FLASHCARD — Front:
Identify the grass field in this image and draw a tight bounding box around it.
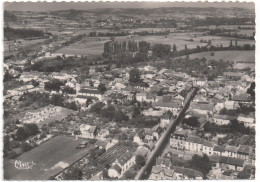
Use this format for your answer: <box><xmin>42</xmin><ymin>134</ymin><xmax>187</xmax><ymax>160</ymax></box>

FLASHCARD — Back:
<box><xmin>184</xmin><ymin>50</ymin><xmax>255</xmax><ymax>63</ymax></box>
<box><xmin>4</xmin><ymin>136</ymin><xmax>92</xmax><ymax>180</ymax></box>
<box><xmin>54</xmin><ymin>32</ymin><xmax>255</xmax><ymax>56</ymax></box>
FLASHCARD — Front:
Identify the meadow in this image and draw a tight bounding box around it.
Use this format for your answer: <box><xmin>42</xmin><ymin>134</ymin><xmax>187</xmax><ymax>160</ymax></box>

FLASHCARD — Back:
<box><xmin>54</xmin><ymin>32</ymin><xmax>255</xmax><ymax>56</ymax></box>
<box><xmin>185</xmin><ymin>50</ymin><xmax>255</xmax><ymax>63</ymax></box>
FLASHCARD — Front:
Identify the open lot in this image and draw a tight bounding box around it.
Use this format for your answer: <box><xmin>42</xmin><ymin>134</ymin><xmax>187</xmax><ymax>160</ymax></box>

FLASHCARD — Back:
<box><xmin>18</xmin><ymin>105</ymin><xmax>75</xmax><ymax>128</ymax></box>
<box><xmin>185</xmin><ymin>50</ymin><xmax>255</xmax><ymax>63</ymax></box>
<box><xmin>4</xmin><ymin>136</ymin><xmax>92</xmax><ymax>180</ymax></box>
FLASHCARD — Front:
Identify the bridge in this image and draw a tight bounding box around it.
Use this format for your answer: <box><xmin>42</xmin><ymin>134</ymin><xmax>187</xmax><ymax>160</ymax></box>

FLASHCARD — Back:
<box><xmin>135</xmin><ymin>87</ymin><xmax>198</xmax><ymax>180</ymax></box>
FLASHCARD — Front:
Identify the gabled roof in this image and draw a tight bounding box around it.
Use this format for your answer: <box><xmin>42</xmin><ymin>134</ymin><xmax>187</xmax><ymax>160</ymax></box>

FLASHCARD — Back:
<box><xmin>164</xmin><ymin>168</ymin><xmax>175</xmax><ymax>177</ymax></box>
<box><xmin>153</xmin><ymin>102</ymin><xmax>180</xmax><ymax>108</ymax></box>
<box><xmin>151</xmin><ymin>166</ymin><xmax>163</xmax><ymax>174</ymax></box>
<box><xmin>237</xmin><ymin>145</ymin><xmax>253</xmax><ymax>155</ymax></box>
<box><xmin>156</xmin><ymin>157</ymin><xmax>171</xmax><ymax>167</ymax></box>
<box><xmin>78</xmin><ymin>89</ymin><xmax>103</xmax><ymax>94</ymax></box>
<box><xmin>203</xmin><ymin>140</ymin><xmax>215</xmax><ymax>148</ymax></box>
<box><xmin>111</xmin><ymin>164</ymin><xmax>122</xmax><ymax>174</ymax></box>
<box><xmin>171</xmin><ymin>166</ymin><xmax>203</xmax><ymax>178</ymax></box>
<box><xmin>117</xmin><ymin>152</ymin><xmax>133</xmax><ymax>166</ymax></box>
<box><xmin>225</xmin><ymin>145</ymin><xmax>238</xmax><ymax>153</ymax></box>
<box><xmin>186</xmin><ymin>136</ymin><xmax>205</xmax><ymax>144</ymax></box>
<box><xmin>213</xmin><ymin>114</ymin><xmax>236</xmax><ymax>120</ymax></box>
<box><xmin>227</xmin><ymin>157</ymin><xmax>244</xmax><ymax>167</ymax></box>
<box><xmin>233</xmin><ymin>94</ymin><xmax>252</xmax><ymax>102</ymax></box>
<box><xmin>213</xmin><ymin>145</ymin><xmax>225</xmax><ymax>152</ymax></box>
<box><xmin>135</xmin><ymin>129</ymin><xmax>145</xmax><ymax>139</ymax></box>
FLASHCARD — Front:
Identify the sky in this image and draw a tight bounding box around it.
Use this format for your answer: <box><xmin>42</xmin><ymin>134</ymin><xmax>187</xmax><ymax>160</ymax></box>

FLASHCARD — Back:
<box><xmin>4</xmin><ymin>2</ymin><xmax>255</xmax><ymax>12</ymax></box>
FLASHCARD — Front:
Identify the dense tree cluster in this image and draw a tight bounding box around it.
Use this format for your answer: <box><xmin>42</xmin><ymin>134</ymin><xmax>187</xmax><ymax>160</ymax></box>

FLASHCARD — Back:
<box><xmin>4</xmin><ymin>27</ymin><xmax>45</xmax><ymax>40</ymax></box>
<box><xmin>44</xmin><ymin>79</ymin><xmax>64</xmax><ymax>92</ymax></box>
<box><xmin>16</xmin><ymin>124</ymin><xmax>39</xmax><ymax>141</ymax></box>
<box><xmin>203</xmin><ymin>120</ymin><xmax>254</xmax><ymax>135</ymax></box>
<box><xmin>89</xmin><ymin>103</ymin><xmax>129</xmax><ymax>122</ymax></box>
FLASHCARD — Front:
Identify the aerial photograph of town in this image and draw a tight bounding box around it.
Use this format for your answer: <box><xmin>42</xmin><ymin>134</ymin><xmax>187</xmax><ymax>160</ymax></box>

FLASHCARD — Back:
<box><xmin>3</xmin><ymin>1</ymin><xmax>255</xmax><ymax>180</ymax></box>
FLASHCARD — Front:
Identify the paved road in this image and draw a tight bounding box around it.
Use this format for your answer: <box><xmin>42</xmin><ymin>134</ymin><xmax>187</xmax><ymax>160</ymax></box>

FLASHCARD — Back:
<box><xmin>135</xmin><ymin>87</ymin><xmax>198</xmax><ymax>180</ymax></box>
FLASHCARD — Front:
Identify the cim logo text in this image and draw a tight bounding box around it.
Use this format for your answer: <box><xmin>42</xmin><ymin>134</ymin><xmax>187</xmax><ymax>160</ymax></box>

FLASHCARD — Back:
<box><xmin>10</xmin><ymin>160</ymin><xmax>36</xmax><ymax>170</ymax></box>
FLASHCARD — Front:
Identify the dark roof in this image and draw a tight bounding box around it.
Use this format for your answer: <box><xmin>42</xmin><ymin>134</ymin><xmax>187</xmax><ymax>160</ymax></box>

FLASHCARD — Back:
<box><xmin>156</xmin><ymin>157</ymin><xmax>171</xmax><ymax>167</ymax></box>
<box><xmin>95</xmin><ymin>140</ymin><xmax>108</xmax><ymax>148</ymax></box>
<box><xmin>213</xmin><ymin>114</ymin><xmax>236</xmax><ymax>120</ymax></box>
<box><xmin>227</xmin><ymin>157</ymin><xmax>244</xmax><ymax>167</ymax></box>
<box><xmin>76</xmin><ymin>95</ymin><xmax>98</xmax><ymax>100</ymax></box>
<box><xmin>190</xmin><ymin>102</ymin><xmax>214</xmax><ymax>111</ymax></box>
<box><xmin>171</xmin><ymin>166</ymin><xmax>203</xmax><ymax>178</ymax></box>
<box><xmin>225</xmin><ymin>145</ymin><xmax>238</xmax><ymax>153</ymax></box>
<box><xmin>111</xmin><ymin>164</ymin><xmax>122</xmax><ymax>174</ymax></box>
<box><xmin>153</xmin><ymin>102</ymin><xmax>180</xmax><ymax>108</ymax></box>
<box><xmin>117</xmin><ymin>152</ymin><xmax>133</xmax><ymax>166</ymax></box>
<box><xmin>237</xmin><ymin>145</ymin><xmax>253</xmax><ymax>155</ymax></box>
<box><xmin>186</xmin><ymin>136</ymin><xmax>205</xmax><ymax>144</ymax></box>
<box><xmin>233</xmin><ymin>94</ymin><xmax>252</xmax><ymax>102</ymax></box>
<box><xmin>203</xmin><ymin>140</ymin><xmax>215</xmax><ymax>148</ymax></box>
<box><xmin>78</xmin><ymin>89</ymin><xmax>103</xmax><ymax>94</ymax></box>
<box><xmin>151</xmin><ymin>166</ymin><xmax>163</xmax><ymax>174</ymax></box>
<box><xmin>223</xmin><ymin>72</ymin><xmax>243</xmax><ymax>77</ymax></box>
<box><xmin>213</xmin><ymin>145</ymin><xmax>225</xmax><ymax>152</ymax></box>
<box><xmin>136</xmin><ymin>129</ymin><xmax>145</xmax><ymax>139</ymax></box>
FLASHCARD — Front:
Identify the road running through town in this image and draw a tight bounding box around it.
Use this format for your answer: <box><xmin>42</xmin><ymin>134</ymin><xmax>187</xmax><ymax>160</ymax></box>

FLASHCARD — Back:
<box><xmin>135</xmin><ymin>87</ymin><xmax>198</xmax><ymax>180</ymax></box>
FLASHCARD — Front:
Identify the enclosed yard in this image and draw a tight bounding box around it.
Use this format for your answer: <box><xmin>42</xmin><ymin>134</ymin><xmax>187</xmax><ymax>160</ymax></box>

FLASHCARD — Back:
<box><xmin>4</xmin><ymin>136</ymin><xmax>92</xmax><ymax>180</ymax></box>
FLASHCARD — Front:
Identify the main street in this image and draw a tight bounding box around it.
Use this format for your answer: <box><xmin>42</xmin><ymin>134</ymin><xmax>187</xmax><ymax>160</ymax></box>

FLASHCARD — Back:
<box><xmin>135</xmin><ymin>87</ymin><xmax>198</xmax><ymax>180</ymax></box>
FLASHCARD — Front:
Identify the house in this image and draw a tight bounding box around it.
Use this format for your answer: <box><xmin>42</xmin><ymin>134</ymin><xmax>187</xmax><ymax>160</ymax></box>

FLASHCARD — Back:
<box><xmin>75</xmin><ymin>95</ymin><xmax>98</xmax><ymax>106</ymax></box>
<box><xmin>143</xmin><ymin>108</ymin><xmax>164</xmax><ymax>117</ymax></box>
<box><xmin>203</xmin><ymin>140</ymin><xmax>215</xmax><ymax>156</ymax></box>
<box><xmin>96</xmin><ymin>129</ymin><xmax>110</xmax><ymax>139</ymax></box>
<box><xmin>134</xmin><ymin>146</ymin><xmax>150</xmax><ymax>158</ymax></box>
<box><xmin>160</xmin><ymin>112</ymin><xmax>172</xmax><ymax>127</ymax></box>
<box><xmin>194</xmin><ymin>78</ymin><xmax>207</xmax><ymax>87</ymax></box>
<box><xmin>95</xmin><ymin>140</ymin><xmax>109</xmax><ymax>151</ymax></box>
<box><xmin>212</xmin><ymin>114</ymin><xmax>235</xmax><ymax>125</ymax></box>
<box><xmin>189</xmin><ymin>101</ymin><xmax>214</xmax><ymax>115</ymax></box>
<box><xmin>237</xmin><ymin>145</ymin><xmax>253</xmax><ymax>160</ymax></box>
<box><xmin>136</xmin><ymin>92</ymin><xmax>147</xmax><ymax>102</ymax></box>
<box><xmin>77</xmin><ymin>88</ymin><xmax>104</xmax><ymax>101</ymax></box>
<box><xmin>223</xmin><ymin>72</ymin><xmax>243</xmax><ymax>80</ymax></box>
<box><xmin>80</xmin><ymin>124</ymin><xmax>97</xmax><ymax>138</ymax></box>
<box><xmin>108</xmin><ymin>152</ymin><xmax>135</xmax><ymax>178</ymax></box>
<box><xmin>156</xmin><ymin>157</ymin><xmax>171</xmax><ymax>169</ymax></box>
<box><xmin>213</xmin><ymin>145</ymin><xmax>225</xmax><ymax>156</ymax></box>
<box><xmin>170</xmin><ymin>130</ymin><xmax>187</xmax><ymax>150</ymax></box>
<box><xmin>237</xmin><ymin>115</ymin><xmax>255</xmax><ymax>128</ymax></box>
<box><xmin>149</xmin><ymin>166</ymin><xmax>175</xmax><ymax>180</ymax></box>
<box><xmin>185</xmin><ymin>136</ymin><xmax>205</xmax><ymax>153</ymax></box>
<box><xmin>209</xmin><ymin>155</ymin><xmax>245</xmax><ymax>171</ymax></box>
<box><xmin>153</xmin><ymin>102</ymin><xmax>181</xmax><ymax>113</ymax></box>
<box><xmin>108</xmin><ymin>164</ymin><xmax>122</xmax><ymax>178</ymax></box>
<box><xmin>232</xmin><ymin>93</ymin><xmax>252</xmax><ymax>103</ymax></box>
<box><xmin>224</xmin><ymin>101</ymin><xmax>235</xmax><ymax>110</ymax></box>
<box><xmin>223</xmin><ymin>157</ymin><xmax>245</xmax><ymax>171</ymax></box>
<box><xmin>223</xmin><ymin>145</ymin><xmax>238</xmax><ymax>158</ymax></box>
<box><xmin>171</xmin><ymin>166</ymin><xmax>203</xmax><ymax>180</ymax></box>
<box><xmin>133</xmin><ymin>129</ymin><xmax>145</xmax><ymax>145</ymax></box>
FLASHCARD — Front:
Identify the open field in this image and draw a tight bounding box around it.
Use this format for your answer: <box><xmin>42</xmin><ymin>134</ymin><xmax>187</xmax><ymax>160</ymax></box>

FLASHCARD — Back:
<box><xmin>4</xmin><ymin>136</ymin><xmax>92</xmax><ymax>180</ymax></box>
<box><xmin>55</xmin><ymin>37</ymin><xmax>109</xmax><ymax>56</ymax></box>
<box><xmin>184</xmin><ymin>50</ymin><xmax>255</xmax><ymax>63</ymax></box>
<box><xmin>55</xmin><ymin>32</ymin><xmax>255</xmax><ymax>56</ymax></box>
